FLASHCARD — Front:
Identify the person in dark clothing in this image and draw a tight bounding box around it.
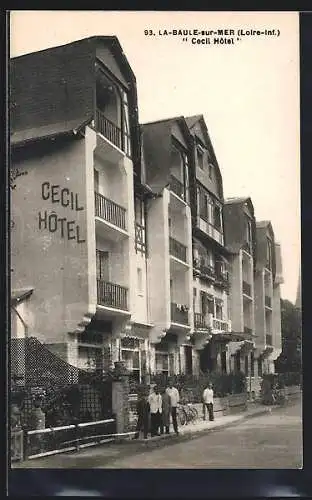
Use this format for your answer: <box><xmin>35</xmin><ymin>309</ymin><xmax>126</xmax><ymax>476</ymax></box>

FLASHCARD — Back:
<box><xmin>134</xmin><ymin>392</ymin><xmax>150</xmax><ymax>440</ymax></box>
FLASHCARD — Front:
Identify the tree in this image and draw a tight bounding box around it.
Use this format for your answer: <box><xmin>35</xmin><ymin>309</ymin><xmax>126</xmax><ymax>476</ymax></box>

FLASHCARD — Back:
<box><xmin>275</xmin><ymin>299</ymin><xmax>302</xmax><ymax>373</ymax></box>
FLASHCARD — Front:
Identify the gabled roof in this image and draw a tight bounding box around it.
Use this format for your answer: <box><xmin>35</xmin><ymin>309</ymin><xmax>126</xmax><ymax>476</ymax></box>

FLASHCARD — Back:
<box><xmin>11</xmin><ymin>288</ymin><xmax>34</xmax><ymax>305</ymax></box>
<box><xmin>184</xmin><ymin>114</ymin><xmax>203</xmax><ymax>129</ymax></box>
<box><xmin>224</xmin><ymin>196</ymin><xmax>250</xmax><ymax>205</ymax></box>
<box><xmin>142</xmin><ymin>115</ymin><xmax>192</xmax><ymax>146</ymax></box>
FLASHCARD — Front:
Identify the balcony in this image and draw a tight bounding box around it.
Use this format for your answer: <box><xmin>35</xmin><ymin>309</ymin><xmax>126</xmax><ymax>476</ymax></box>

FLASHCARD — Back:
<box><xmin>215</xmin><ymin>270</ymin><xmax>230</xmax><ymax>289</ymax></box>
<box><xmin>265</xmin><ymin>295</ymin><xmax>272</xmax><ymax>308</ymax></box>
<box><xmin>211</xmin><ymin>317</ymin><xmax>231</xmax><ymax>333</ymax></box>
<box><xmin>171</xmin><ymin>303</ymin><xmax>189</xmax><ymax>325</ymax></box>
<box><xmin>194</xmin><ymin>313</ymin><xmax>208</xmax><ymax>330</ymax></box>
<box><xmin>193</xmin><ymin>259</ymin><xmax>215</xmax><ymax>282</ymax></box>
<box><xmin>97</xmin><ymin>279</ymin><xmax>128</xmax><ymax>311</ymax></box>
<box><xmin>170</xmin><ymin>175</ymin><xmax>185</xmax><ymax>200</ymax></box>
<box><xmin>96</xmin><ymin>109</ymin><xmax>122</xmax><ymax>151</ymax></box>
<box><xmin>95</xmin><ymin>192</ymin><xmax>127</xmax><ymax>231</ymax></box>
<box><xmin>196</xmin><ymin>217</ymin><xmax>224</xmax><ymax>246</ymax></box>
<box><xmin>266</xmin><ymin>334</ymin><xmax>273</xmax><ymax>346</ymax></box>
<box><xmin>169</xmin><ymin>237</ymin><xmax>187</xmax><ymax>263</ymax></box>
<box><xmin>242</xmin><ymin>280</ymin><xmax>252</xmax><ymax>297</ymax></box>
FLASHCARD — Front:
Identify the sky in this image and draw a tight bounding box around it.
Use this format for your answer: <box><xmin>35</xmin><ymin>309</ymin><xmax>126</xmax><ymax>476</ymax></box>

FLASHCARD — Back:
<box><xmin>10</xmin><ymin>11</ymin><xmax>301</xmax><ymax>303</ymax></box>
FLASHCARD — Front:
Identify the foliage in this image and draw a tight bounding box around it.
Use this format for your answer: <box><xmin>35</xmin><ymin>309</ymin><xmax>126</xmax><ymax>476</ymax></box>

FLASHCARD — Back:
<box><xmin>275</xmin><ymin>299</ymin><xmax>302</xmax><ymax>373</ymax></box>
<box><xmin>10</xmin><ymin>167</ymin><xmax>28</xmax><ymax>190</ymax></box>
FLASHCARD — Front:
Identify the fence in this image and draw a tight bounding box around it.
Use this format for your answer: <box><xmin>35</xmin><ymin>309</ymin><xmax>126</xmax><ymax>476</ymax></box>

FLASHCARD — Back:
<box><xmin>24</xmin><ymin>418</ymin><xmax>116</xmax><ymax>460</ymax></box>
<box><xmin>11</xmin><ymin>429</ymin><xmax>24</xmax><ymax>462</ymax></box>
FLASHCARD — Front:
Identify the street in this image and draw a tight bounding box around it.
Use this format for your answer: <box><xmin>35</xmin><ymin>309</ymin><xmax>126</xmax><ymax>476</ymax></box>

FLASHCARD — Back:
<box><xmin>102</xmin><ymin>402</ymin><xmax>302</xmax><ymax>469</ymax></box>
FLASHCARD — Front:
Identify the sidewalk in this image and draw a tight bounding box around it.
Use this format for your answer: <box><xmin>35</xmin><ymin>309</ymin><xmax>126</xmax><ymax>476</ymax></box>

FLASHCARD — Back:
<box><xmin>12</xmin><ymin>403</ymin><xmax>274</xmax><ymax>469</ymax></box>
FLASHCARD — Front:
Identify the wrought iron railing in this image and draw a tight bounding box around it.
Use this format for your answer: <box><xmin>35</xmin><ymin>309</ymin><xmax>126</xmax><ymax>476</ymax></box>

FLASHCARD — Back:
<box><xmin>266</xmin><ymin>334</ymin><xmax>273</xmax><ymax>346</ymax></box>
<box><xmin>194</xmin><ymin>313</ymin><xmax>208</xmax><ymax>329</ymax></box>
<box><xmin>96</xmin><ymin>109</ymin><xmax>122</xmax><ymax>150</ymax></box>
<box><xmin>97</xmin><ymin>279</ymin><xmax>128</xmax><ymax>310</ymax></box>
<box><xmin>242</xmin><ymin>280</ymin><xmax>252</xmax><ymax>296</ymax></box>
<box><xmin>212</xmin><ymin>318</ymin><xmax>231</xmax><ymax>332</ymax></box>
<box><xmin>265</xmin><ymin>295</ymin><xmax>272</xmax><ymax>308</ymax></box>
<box><xmin>215</xmin><ymin>270</ymin><xmax>230</xmax><ymax>287</ymax></box>
<box><xmin>169</xmin><ymin>237</ymin><xmax>187</xmax><ymax>262</ymax></box>
<box><xmin>171</xmin><ymin>303</ymin><xmax>189</xmax><ymax>325</ymax></box>
<box><xmin>95</xmin><ymin>192</ymin><xmax>127</xmax><ymax>231</ymax></box>
<box><xmin>170</xmin><ymin>175</ymin><xmax>184</xmax><ymax>199</ymax></box>
<box><xmin>199</xmin><ymin>263</ymin><xmax>215</xmax><ymax>280</ymax></box>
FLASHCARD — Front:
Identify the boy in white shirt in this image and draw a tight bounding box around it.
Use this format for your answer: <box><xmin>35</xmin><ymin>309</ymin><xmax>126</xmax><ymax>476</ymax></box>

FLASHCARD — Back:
<box><xmin>148</xmin><ymin>385</ymin><xmax>162</xmax><ymax>436</ymax></box>
<box><xmin>166</xmin><ymin>380</ymin><xmax>180</xmax><ymax>435</ymax></box>
<box><xmin>202</xmin><ymin>382</ymin><xmax>214</xmax><ymax>421</ymax></box>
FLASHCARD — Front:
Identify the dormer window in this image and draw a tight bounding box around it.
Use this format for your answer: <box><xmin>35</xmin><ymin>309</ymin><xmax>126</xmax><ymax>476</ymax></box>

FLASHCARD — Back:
<box><xmin>213</xmin><ymin>204</ymin><xmax>222</xmax><ymax>230</ymax></box>
<box><xmin>197</xmin><ymin>145</ymin><xmax>205</xmax><ymax>170</ymax></box>
<box><xmin>208</xmin><ymin>163</ymin><xmax>214</xmax><ymax>179</ymax></box>
<box><xmin>266</xmin><ymin>238</ymin><xmax>273</xmax><ymax>270</ymax></box>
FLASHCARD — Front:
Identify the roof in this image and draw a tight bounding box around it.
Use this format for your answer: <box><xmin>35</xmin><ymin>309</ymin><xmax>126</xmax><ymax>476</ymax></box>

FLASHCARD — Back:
<box><xmin>224</xmin><ymin>196</ymin><xmax>250</xmax><ymax>205</ymax></box>
<box><xmin>11</xmin><ymin>288</ymin><xmax>34</xmax><ymax>305</ymax></box>
<box><xmin>10</xmin><ymin>119</ymin><xmax>89</xmax><ymax>147</ymax></box>
<box><xmin>256</xmin><ymin>220</ymin><xmax>271</xmax><ymax>229</ymax></box>
<box><xmin>142</xmin><ymin>115</ymin><xmax>185</xmax><ymax>127</ymax></box>
<box><xmin>184</xmin><ymin>114</ymin><xmax>203</xmax><ymax>129</ymax></box>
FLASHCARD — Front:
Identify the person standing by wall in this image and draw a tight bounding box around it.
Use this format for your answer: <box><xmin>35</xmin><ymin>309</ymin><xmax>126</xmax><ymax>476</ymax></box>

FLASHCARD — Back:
<box><xmin>148</xmin><ymin>385</ymin><xmax>162</xmax><ymax>437</ymax></box>
<box><xmin>160</xmin><ymin>386</ymin><xmax>171</xmax><ymax>435</ymax></box>
<box><xmin>166</xmin><ymin>379</ymin><xmax>180</xmax><ymax>435</ymax></box>
<box><xmin>203</xmin><ymin>382</ymin><xmax>214</xmax><ymax>421</ymax></box>
<box><xmin>134</xmin><ymin>389</ymin><xmax>150</xmax><ymax>440</ymax></box>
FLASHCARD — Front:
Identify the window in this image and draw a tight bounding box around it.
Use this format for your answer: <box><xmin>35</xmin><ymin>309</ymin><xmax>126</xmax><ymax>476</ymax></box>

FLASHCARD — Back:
<box><xmin>193</xmin><ymin>288</ymin><xmax>197</xmax><ymax>311</ymax></box>
<box><xmin>155</xmin><ymin>352</ymin><xmax>169</xmax><ymax>376</ymax></box>
<box><xmin>213</xmin><ymin>204</ymin><xmax>222</xmax><ymax>230</ymax></box>
<box><xmin>266</xmin><ymin>238</ymin><xmax>273</xmax><ymax>270</ymax></box>
<box><xmin>197</xmin><ymin>148</ymin><xmax>204</xmax><ymax>170</ymax></box>
<box><xmin>94</xmin><ymin>169</ymin><xmax>99</xmax><ymax>192</ymax></box>
<box><xmin>185</xmin><ymin>346</ymin><xmax>193</xmax><ymax>375</ymax></box>
<box><xmin>244</xmin><ymin>355</ymin><xmax>249</xmax><ymax>376</ymax></box>
<box><xmin>208</xmin><ymin>163</ymin><xmax>213</xmax><ymax>179</ymax></box>
<box><xmin>257</xmin><ymin>358</ymin><xmax>262</xmax><ymax>377</ymax></box>
<box><xmin>137</xmin><ymin>268</ymin><xmax>143</xmax><ymax>295</ymax></box>
<box><xmin>170</xmin><ymin>140</ymin><xmax>190</xmax><ymax>201</ymax></box>
<box><xmin>215</xmin><ymin>300</ymin><xmax>223</xmax><ymax>319</ymax></box>
<box><xmin>235</xmin><ymin>352</ymin><xmax>241</xmax><ymax>372</ymax></box>
<box><xmin>250</xmin><ymin>351</ymin><xmax>255</xmax><ymax>377</ymax></box>
<box><xmin>221</xmin><ymin>351</ymin><xmax>227</xmax><ymax>373</ymax></box>
<box><xmin>135</xmin><ymin>196</ymin><xmax>147</xmax><ymax>255</ymax></box>
<box><xmin>96</xmin><ymin>250</ymin><xmax>109</xmax><ymax>281</ymax></box>
<box><xmin>122</xmin><ymin>91</ymin><xmax>131</xmax><ymax>156</ymax></box>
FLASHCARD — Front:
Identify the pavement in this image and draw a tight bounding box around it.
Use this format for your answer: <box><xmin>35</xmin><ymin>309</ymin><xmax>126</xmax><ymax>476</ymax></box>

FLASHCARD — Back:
<box><xmin>12</xmin><ymin>399</ymin><xmax>301</xmax><ymax>469</ymax></box>
<box><xmin>103</xmin><ymin>400</ymin><xmax>302</xmax><ymax>469</ymax></box>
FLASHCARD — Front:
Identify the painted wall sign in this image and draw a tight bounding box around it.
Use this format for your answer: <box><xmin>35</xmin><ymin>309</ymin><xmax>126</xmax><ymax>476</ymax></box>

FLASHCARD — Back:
<box><xmin>38</xmin><ymin>182</ymin><xmax>86</xmax><ymax>243</ymax></box>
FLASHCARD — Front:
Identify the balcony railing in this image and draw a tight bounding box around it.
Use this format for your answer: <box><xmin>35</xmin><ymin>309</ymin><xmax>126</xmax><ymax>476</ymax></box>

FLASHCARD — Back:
<box><xmin>212</xmin><ymin>317</ymin><xmax>231</xmax><ymax>332</ymax></box>
<box><xmin>194</xmin><ymin>313</ymin><xmax>208</xmax><ymax>329</ymax></box>
<box><xmin>170</xmin><ymin>175</ymin><xmax>184</xmax><ymax>199</ymax></box>
<box><xmin>96</xmin><ymin>109</ymin><xmax>122</xmax><ymax>150</ymax></box>
<box><xmin>95</xmin><ymin>192</ymin><xmax>127</xmax><ymax>231</ymax></box>
<box><xmin>242</xmin><ymin>280</ymin><xmax>252</xmax><ymax>296</ymax></box>
<box><xmin>265</xmin><ymin>295</ymin><xmax>272</xmax><ymax>308</ymax></box>
<box><xmin>169</xmin><ymin>237</ymin><xmax>187</xmax><ymax>263</ymax></box>
<box><xmin>266</xmin><ymin>334</ymin><xmax>273</xmax><ymax>345</ymax></box>
<box><xmin>171</xmin><ymin>303</ymin><xmax>189</xmax><ymax>325</ymax></box>
<box><xmin>97</xmin><ymin>279</ymin><xmax>128</xmax><ymax>310</ymax></box>
<box><xmin>215</xmin><ymin>270</ymin><xmax>230</xmax><ymax>288</ymax></box>
<box><xmin>196</xmin><ymin>262</ymin><xmax>215</xmax><ymax>281</ymax></box>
